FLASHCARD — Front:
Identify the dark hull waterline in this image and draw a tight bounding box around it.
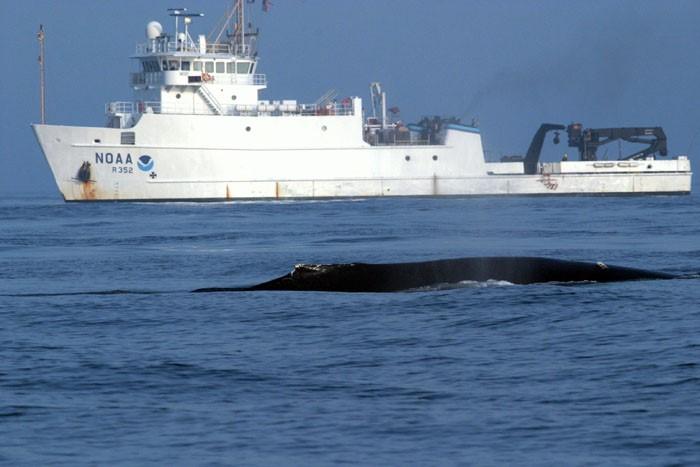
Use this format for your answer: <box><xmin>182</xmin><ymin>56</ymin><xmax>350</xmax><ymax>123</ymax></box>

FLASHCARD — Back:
<box><xmin>193</xmin><ymin>256</ymin><xmax>678</xmax><ymax>293</ymax></box>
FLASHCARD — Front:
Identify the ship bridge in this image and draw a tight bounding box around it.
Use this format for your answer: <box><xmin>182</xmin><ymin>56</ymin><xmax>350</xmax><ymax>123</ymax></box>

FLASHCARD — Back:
<box><xmin>107</xmin><ymin>4</ymin><xmax>270</xmax><ymax>126</ymax></box>
<box><xmin>130</xmin><ymin>23</ymin><xmax>266</xmax><ymax>89</ymax></box>
<box><xmin>105</xmin><ymin>2</ymin><xmax>359</xmax><ymax>129</ymax></box>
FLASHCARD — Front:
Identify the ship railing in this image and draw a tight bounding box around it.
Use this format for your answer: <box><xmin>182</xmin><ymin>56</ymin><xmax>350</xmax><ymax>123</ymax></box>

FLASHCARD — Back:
<box><xmin>383</xmin><ymin>139</ymin><xmax>431</xmax><ymax>146</ymax></box>
<box><xmin>363</xmin><ymin>128</ymin><xmax>431</xmax><ymax>146</ymax></box>
<box><xmin>106</xmin><ymin>101</ymin><xmax>162</xmax><ymax>115</ymax></box>
<box><xmin>106</xmin><ymin>101</ymin><xmax>356</xmax><ymax>117</ymax></box>
<box><xmin>136</xmin><ymin>40</ymin><xmax>194</xmax><ymax>55</ymax></box>
<box><xmin>207</xmin><ymin>43</ymin><xmax>233</xmax><ymax>54</ymax></box>
<box><xmin>233</xmin><ymin>44</ymin><xmax>254</xmax><ymax>56</ymax></box>
<box><xmin>106</xmin><ymin>101</ymin><xmax>135</xmax><ymax>115</ymax></box>
<box><xmin>136</xmin><ymin>40</ymin><xmax>238</xmax><ymax>55</ymax></box>
<box><xmin>367</xmin><ymin>136</ymin><xmax>432</xmax><ymax>146</ymax></box>
<box><xmin>296</xmin><ymin>102</ymin><xmax>355</xmax><ymax>116</ymax></box>
<box><xmin>229</xmin><ymin>101</ymin><xmax>355</xmax><ymax>117</ymax></box>
<box><xmin>213</xmin><ymin>74</ymin><xmax>267</xmax><ymax>86</ymax></box>
<box><xmin>141</xmin><ymin>102</ymin><xmax>163</xmax><ymax>114</ymax></box>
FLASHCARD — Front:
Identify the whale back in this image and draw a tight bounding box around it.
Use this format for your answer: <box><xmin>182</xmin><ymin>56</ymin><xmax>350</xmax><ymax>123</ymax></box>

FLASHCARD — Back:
<box><xmin>245</xmin><ymin>257</ymin><xmax>675</xmax><ymax>292</ymax></box>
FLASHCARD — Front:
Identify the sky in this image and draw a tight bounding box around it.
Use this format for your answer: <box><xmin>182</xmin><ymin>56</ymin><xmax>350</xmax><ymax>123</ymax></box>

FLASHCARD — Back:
<box><xmin>1</xmin><ymin>0</ymin><xmax>699</xmax><ymax>196</ymax></box>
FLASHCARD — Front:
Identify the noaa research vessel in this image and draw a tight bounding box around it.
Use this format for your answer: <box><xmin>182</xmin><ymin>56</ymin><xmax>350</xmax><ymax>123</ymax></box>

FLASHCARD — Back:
<box><xmin>33</xmin><ymin>2</ymin><xmax>692</xmax><ymax>201</ymax></box>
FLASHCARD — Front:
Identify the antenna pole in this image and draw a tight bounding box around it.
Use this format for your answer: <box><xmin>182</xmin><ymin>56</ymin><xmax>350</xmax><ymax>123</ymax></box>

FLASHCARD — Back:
<box><xmin>38</xmin><ymin>24</ymin><xmax>46</xmax><ymax>124</ymax></box>
<box><xmin>239</xmin><ymin>0</ymin><xmax>245</xmax><ymax>53</ymax></box>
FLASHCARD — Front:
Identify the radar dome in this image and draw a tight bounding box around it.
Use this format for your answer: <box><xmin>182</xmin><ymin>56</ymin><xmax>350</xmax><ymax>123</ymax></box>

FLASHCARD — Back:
<box><xmin>146</xmin><ymin>21</ymin><xmax>163</xmax><ymax>40</ymax></box>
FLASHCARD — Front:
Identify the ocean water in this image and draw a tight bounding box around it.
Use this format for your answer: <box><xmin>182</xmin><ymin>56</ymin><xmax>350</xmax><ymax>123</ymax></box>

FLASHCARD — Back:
<box><xmin>1</xmin><ymin>194</ymin><xmax>700</xmax><ymax>465</ymax></box>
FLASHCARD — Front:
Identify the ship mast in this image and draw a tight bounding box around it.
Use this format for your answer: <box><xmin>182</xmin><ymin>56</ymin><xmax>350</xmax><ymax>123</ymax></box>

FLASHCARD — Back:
<box><xmin>37</xmin><ymin>24</ymin><xmax>46</xmax><ymax>124</ymax></box>
<box><xmin>210</xmin><ymin>1</ymin><xmax>243</xmax><ymax>51</ymax></box>
<box><xmin>209</xmin><ymin>0</ymin><xmax>269</xmax><ymax>56</ymax></box>
<box><xmin>238</xmin><ymin>0</ymin><xmax>244</xmax><ymax>51</ymax></box>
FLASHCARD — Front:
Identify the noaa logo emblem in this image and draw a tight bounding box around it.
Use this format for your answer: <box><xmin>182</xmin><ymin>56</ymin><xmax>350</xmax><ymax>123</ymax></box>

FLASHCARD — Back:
<box><xmin>137</xmin><ymin>155</ymin><xmax>154</xmax><ymax>172</ymax></box>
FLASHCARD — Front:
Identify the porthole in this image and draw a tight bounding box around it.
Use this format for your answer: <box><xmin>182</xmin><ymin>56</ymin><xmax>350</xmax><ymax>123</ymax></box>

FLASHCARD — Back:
<box><xmin>647</xmin><ymin>164</ymin><xmax>652</xmax><ymax>169</ymax></box>
<box><xmin>321</xmin><ymin>125</ymin><xmax>327</xmax><ymax>131</ymax></box>
<box><xmin>176</xmin><ymin>93</ymin><xmax>181</xmax><ymax>99</ymax></box>
<box><xmin>245</xmin><ymin>126</ymin><xmax>251</xmax><ymax>132</ymax></box>
<box><xmin>405</xmin><ymin>155</ymin><xmax>411</xmax><ymax>161</ymax></box>
<box><xmin>432</xmin><ymin>155</ymin><xmax>438</xmax><ymax>161</ymax></box>
<box><xmin>231</xmin><ymin>95</ymin><xmax>237</xmax><ymax>101</ymax></box>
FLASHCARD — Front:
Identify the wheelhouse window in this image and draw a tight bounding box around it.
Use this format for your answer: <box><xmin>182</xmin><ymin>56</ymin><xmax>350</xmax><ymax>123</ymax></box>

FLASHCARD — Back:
<box><xmin>215</xmin><ymin>62</ymin><xmax>225</xmax><ymax>74</ymax></box>
<box><xmin>226</xmin><ymin>62</ymin><xmax>235</xmax><ymax>73</ymax></box>
<box><xmin>193</xmin><ymin>61</ymin><xmax>202</xmax><ymax>71</ymax></box>
<box><xmin>168</xmin><ymin>60</ymin><xmax>179</xmax><ymax>71</ymax></box>
<box><xmin>181</xmin><ymin>61</ymin><xmax>191</xmax><ymax>71</ymax></box>
<box><xmin>141</xmin><ymin>60</ymin><xmax>160</xmax><ymax>73</ymax></box>
<box><xmin>205</xmin><ymin>61</ymin><xmax>214</xmax><ymax>73</ymax></box>
<box><xmin>236</xmin><ymin>62</ymin><xmax>251</xmax><ymax>74</ymax></box>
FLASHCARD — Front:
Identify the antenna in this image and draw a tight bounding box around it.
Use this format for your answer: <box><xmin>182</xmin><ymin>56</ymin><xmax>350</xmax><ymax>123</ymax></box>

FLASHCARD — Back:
<box><xmin>168</xmin><ymin>8</ymin><xmax>186</xmax><ymax>39</ymax></box>
<box><xmin>239</xmin><ymin>0</ymin><xmax>244</xmax><ymax>51</ymax></box>
<box><xmin>37</xmin><ymin>24</ymin><xmax>46</xmax><ymax>124</ymax></box>
<box><xmin>169</xmin><ymin>8</ymin><xmax>203</xmax><ymax>44</ymax></box>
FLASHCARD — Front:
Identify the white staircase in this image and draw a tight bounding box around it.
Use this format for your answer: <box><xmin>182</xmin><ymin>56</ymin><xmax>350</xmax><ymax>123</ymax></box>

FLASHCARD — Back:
<box><xmin>198</xmin><ymin>85</ymin><xmax>223</xmax><ymax>115</ymax></box>
<box><xmin>314</xmin><ymin>89</ymin><xmax>338</xmax><ymax>107</ymax></box>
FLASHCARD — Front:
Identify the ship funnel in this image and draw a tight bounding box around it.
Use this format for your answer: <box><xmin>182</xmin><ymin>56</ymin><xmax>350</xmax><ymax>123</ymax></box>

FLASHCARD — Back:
<box><xmin>146</xmin><ymin>21</ymin><xmax>163</xmax><ymax>40</ymax></box>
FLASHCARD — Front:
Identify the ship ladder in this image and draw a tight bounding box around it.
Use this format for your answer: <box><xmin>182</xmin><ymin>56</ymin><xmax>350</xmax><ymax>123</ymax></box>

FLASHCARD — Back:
<box><xmin>313</xmin><ymin>88</ymin><xmax>338</xmax><ymax>108</ymax></box>
<box><xmin>198</xmin><ymin>85</ymin><xmax>223</xmax><ymax>115</ymax></box>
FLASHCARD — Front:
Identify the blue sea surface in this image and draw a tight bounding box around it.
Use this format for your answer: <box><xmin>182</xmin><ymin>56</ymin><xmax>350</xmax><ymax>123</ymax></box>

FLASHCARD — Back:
<box><xmin>1</xmin><ymin>194</ymin><xmax>700</xmax><ymax>465</ymax></box>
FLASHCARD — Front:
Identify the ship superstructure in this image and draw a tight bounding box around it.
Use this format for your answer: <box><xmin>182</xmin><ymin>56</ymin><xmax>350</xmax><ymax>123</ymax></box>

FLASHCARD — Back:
<box><xmin>33</xmin><ymin>1</ymin><xmax>691</xmax><ymax>201</ymax></box>
<box><xmin>112</xmin><ymin>2</ymin><xmax>269</xmax><ymax>127</ymax></box>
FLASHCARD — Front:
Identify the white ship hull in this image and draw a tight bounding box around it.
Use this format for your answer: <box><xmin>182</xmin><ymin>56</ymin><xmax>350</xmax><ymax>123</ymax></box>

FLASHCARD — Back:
<box><xmin>34</xmin><ymin>113</ymin><xmax>691</xmax><ymax>201</ymax></box>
